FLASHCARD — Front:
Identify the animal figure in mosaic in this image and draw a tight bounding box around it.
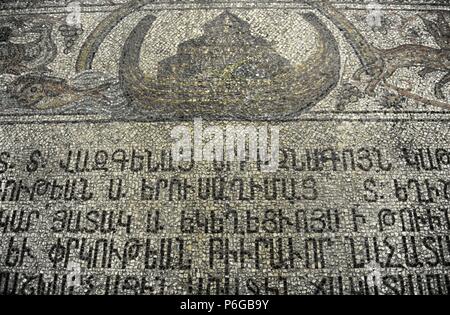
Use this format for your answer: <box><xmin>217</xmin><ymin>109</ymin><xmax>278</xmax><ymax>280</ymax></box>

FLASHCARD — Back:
<box><xmin>76</xmin><ymin>0</ymin><xmax>341</xmax><ymax>119</ymax></box>
<box><xmin>0</xmin><ymin>19</ymin><xmax>57</xmax><ymax>75</ymax></box>
<box><xmin>8</xmin><ymin>72</ymin><xmax>112</xmax><ymax>109</ymax></box>
<box><xmin>310</xmin><ymin>0</ymin><xmax>450</xmax><ymax>100</ymax></box>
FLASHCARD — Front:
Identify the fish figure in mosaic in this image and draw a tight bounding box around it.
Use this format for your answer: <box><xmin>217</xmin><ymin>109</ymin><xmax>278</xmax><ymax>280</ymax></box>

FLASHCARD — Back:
<box><xmin>0</xmin><ymin>18</ymin><xmax>57</xmax><ymax>75</ymax></box>
<box><xmin>310</xmin><ymin>0</ymin><xmax>450</xmax><ymax>100</ymax></box>
<box><xmin>76</xmin><ymin>0</ymin><xmax>149</xmax><ymax>73</ymax></box>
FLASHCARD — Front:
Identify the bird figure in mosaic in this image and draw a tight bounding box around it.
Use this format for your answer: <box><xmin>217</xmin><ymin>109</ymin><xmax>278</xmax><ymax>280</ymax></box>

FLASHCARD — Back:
<box><xmin>0</xmin><ymin>19</ymin><xmax>57</xmax><ymax>75</ymax></box>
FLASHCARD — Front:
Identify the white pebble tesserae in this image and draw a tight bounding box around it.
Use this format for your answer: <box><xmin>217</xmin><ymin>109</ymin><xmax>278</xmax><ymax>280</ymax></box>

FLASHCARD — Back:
<box><xmin>0</xmin><ymin>0</ymin><xmax>449</xmax><ymax>298</ymax></box>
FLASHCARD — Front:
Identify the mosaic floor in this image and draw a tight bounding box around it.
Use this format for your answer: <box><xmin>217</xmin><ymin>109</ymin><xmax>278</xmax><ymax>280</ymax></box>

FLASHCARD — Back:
<box><xmin>0</xmin><ymin>0</ymin><xmax>449</xmax><ymax>295</ymax></box>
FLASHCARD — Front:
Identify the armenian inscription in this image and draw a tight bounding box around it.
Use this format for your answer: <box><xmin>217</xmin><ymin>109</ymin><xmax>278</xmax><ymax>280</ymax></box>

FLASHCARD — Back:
<box><xmin>0</xmin><ymin>0</ymin><xmax>449</xmax><ymax>295</ymax></box>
